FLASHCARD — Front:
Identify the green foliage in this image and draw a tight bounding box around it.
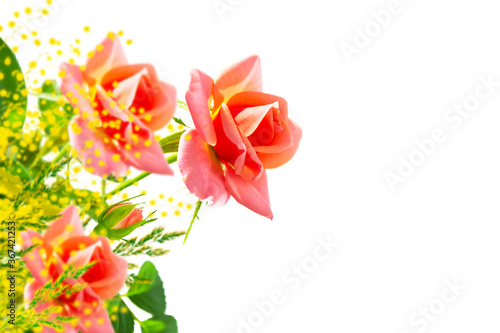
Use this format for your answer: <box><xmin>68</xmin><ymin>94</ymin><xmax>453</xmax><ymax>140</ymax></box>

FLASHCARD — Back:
<box><xmin>159</xmin><ymin>130</ymin><xmax>184</xmax><ymax>154</ymax></box>
<box><xmin>0</xmin><ymin>37</ymin><xmax>27</xmax><ymax>131</ymax></box>
<box><xmin>13</xmin><ymin>130</ymin><xmax>43</xmax><ymax>172</ymax></box>
<box><xmin>38</xmin><ymin>80</ymin><xmax>73</xmax><ymax>138</ymax></box>
<box><xmin>29</xmin><ymin>262</ymin><xmax>96</xmax><ymax>308</ymax></box>
<box><xmin>16</xmin><ymin>244</ymin><xmax>38</xmax><ymax>258</ymax></box>
<box><xmin>14</xmin><ymin>263</ymin><xmax>96</xmax><ymax>331</ymax></box>
<box><xmin>0</xmin><ymin>167</ymin><xmax>23</xmax><ymax>196</ymax></box>
<box><xmin>98</xmin><ymin>217</ymin><xmax>157</xmax><ymax>240</ymax></box>
<box><xmin>93</xmin><ymin>194</ymin><xmax>157</xmax><ymax>239</ymax></box>
<box><xmin>16</xmin><ymin>305</ymin><xmax>78</xmax><ymax>332</ymax></box>
<box><xmin>183</xmin><ymin>200</ymin><xmax>202</xmax><ymax>244</ymax></box>
<box><xmin>141</xmin><ymin>314</ymin><xmax>178</xmax><ymax>333</ymax></box>
<box><xmin>113</xmin><ymin>226</ymin><xmax>185</xmax><ymax>257</ymax></box>
<box><xmin>173</xmin><ymin>117</ymin><xmax>187</xmax><ymax>127</ymax></box>
<box><xmin>13</xmin><ymin>156</ymin><xmax>71</xmax><ymax>210</ymax></box>
<box><xmin>100</xmin><ymin>203</ymin><xmax>139</xmax><ymax>229</ymax></box>
<box><xmin>127</xmin><ymin>261</ymin><xmax>166</xmax><ymax>316</ymax></box>
<box><xmin>108</xmin><ymin>297</ymin><xmax>135</xmax><ymax>333</ymax></box>
<box><xmin>0</xmin><ymin>36</ymin><xmax>189</xmax><ymax>333</ymax></box>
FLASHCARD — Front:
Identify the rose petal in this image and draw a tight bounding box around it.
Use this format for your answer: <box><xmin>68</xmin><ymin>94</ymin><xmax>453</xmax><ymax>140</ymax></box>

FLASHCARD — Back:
<box><xmin>252</xmin><ymin>120</ymin><xmax>293</xmax><ymax>153</ymax></box>
<box><xmin>69</xmin><ymin>117</ymin><xmax>128</xmax><ymax>177</ymax></box>
<box><xmin>57</xmin><ymin>235</ymin><xmax>126</xmax><ymax>300</ymax></box>
<box><xmin>77</xmin><ymin>305</ymin><xmax>115</xmax><ymax>333</ymax></box>
<box><xmin>224</xmin><ymin>165</ymin><xmax>273</xmax><ymax>219</ymax></box>
<box><xmin>66</xmin><ymin>239</ymin><xmax>100</xmax><ymax>268</ymax></box>
<box><xmin>100</xmin><ymin>64</ymin><xmax>159</xmax><ymax>88</ymax></box>
<box><xmin>121</xmin><ymin>124</ymin><xmax>173</xmax><ymax>175</ymax></box>
<box><xmin>95</xmin><ymin>86</ymin><xmax>131</xmax><ymax>123</ymax></box>
<box><xmin>257</xmin><ymin>119</ymin><xmax>302</xmax><ymax>169</ymax></box>
<box><xmin>185</xmin><ymin>69</ymin><xmax>217</xmax><ymax>145</ymax></box>
<box><xmin>226</xmin><ymin>91</ymin><xmax>289</xmax><ymax>121</ymax></box>
<box><xmin>24</xmin><ymin>280</ymin><xmax>43</xmax><ymax>304</ymax></box>
<box><xmin>60</xmin><ymin>63</ymin><xmax>94</xmax><ymax>116</ymax></box>
<box><xmin>21</xmin><ymin>231</ymin><xmax>51</xmax><ymax>285</ymax></box>
<box><xmin>214</xmin><ymin>104</ymin><xmax>247</xmax><ymax>173</ymax></box>
<box><xmin>95</xmin><ymin>86</ymin><xmax>173</xmax><ymax>175</ymax></box>
<box><xmin>178</xmin><ymin>129</ymin><xmax>230</xmax><ymax>207</ymax></box>
<box><xmin>103</xmin><ymin>64</ymin><xmax>176</xmax><ymax>131</ymax></box>
<box><xmin>112</xmin><ymin>208</ymin><xmax>143</xmax><ymax>229</ymax></box>
<box><xmin>246</xmin><ymin>105</ymin><xmax>279</xmax><ymax>147</ymax></box>
<box><xmin>43</xmin><ymin>205</ymin><xmax>85</xmax><ymax>245</ymax></box>
<box><xmin>81</xmin><ymin>237</ymin><xmax>127</xmax><ymax>300</ymax></box>
<box><xmin>111</xmin><ymin>67</ymin><xmax>150</xmax><ymax>110</ymax></box>
<box><xmin>238</xmin><ymin>131</ymin><xmax>265</xmax><ymax>181</ymax></box>
<box><xmin>83</xmin><ymin>33</ymin><xmax>128</xmax><ymax>86</ymax></box>
<box><xmin>213</xmin><ymin>104</ymin><xmax>263</xmax><ymax>179</ymax></box>
<box><xmin>66</xmin><ymin>285</ymin><xmax>99</xmax><ymax>311</ymax></box>
<box><xmin>138</xmin><ymin>81</ymin><xmax>177</xmax><ymax>131</ymax></box>
<box><xmin>232</xmin><ymin>102</ymin><xmax>279</xmax><ymax>137</ymax></box>
<box><xmin>214</xmin><ymin>55</ymin><xmax>263</xmax><ymax>108</ymax></box>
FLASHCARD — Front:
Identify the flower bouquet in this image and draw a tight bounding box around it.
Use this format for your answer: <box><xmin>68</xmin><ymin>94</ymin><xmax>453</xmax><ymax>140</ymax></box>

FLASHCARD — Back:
<box><xmin>0</xmin><ymin>11</ymin><xmax>301</xmax><ymax>333</ymax></box>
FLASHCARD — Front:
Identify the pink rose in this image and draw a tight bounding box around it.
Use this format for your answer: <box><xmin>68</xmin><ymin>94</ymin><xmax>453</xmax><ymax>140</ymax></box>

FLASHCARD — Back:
<box><xmin>21</xmin><ymin>205</ymin><xmax>127</xmax><ymax>333</ymax></box>
<box><xmin>178</xmin><ymin>56</ymin><xmax>302</xmax><ymax>218</ymax></box>
<box><xmin>61</xmin><ymin>33</ymin><xmax>176</xmax><ymax>177</ymax></box>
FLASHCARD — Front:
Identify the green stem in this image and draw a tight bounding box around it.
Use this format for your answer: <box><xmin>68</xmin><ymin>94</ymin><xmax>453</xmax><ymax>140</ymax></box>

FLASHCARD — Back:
<box><xmin>52</xmin><ymin>143</ymin><xmax>71</xmax><ymax>165</ymax></box>
<box><xmin>66</xmin><ymin>160</ymin><xmax>70</xmax><ymax>183</ymax></box>
<box><xmin>107</xmin><ymin>154</ymin><xmax>177</xmax><ymax>197</ymax></box>
<box><xmin>183</xmin><ymin>200</ymin><xmax>202</xmax><ymax>245</ymax></box>
<box><xmin>29</xmin><ymin>91</ymin><xmax>64</xmax><ymax>102</ymax></box>
<box><xmin>30</xmin><ymin>140</ymin><xmax>55</xmax><ymax>168</ymax></box>
<box><xmin>82</xmin><ymin>216</ymin><xmax>91</xmax><ymax>227</ymax></box>
<box><xmin>166</xmin><ymin>153</ymin><xmax>177</xmax><ymax>164</ymax></box>
<box><xmin>101</xmin><ymin>178</ymin><xmax>107</xmax><ymax>204</ymax></box>
<box><xmin>108</xmin><ymin>171</ymin><xmax>151</xmax><ymax>197</ymax></box>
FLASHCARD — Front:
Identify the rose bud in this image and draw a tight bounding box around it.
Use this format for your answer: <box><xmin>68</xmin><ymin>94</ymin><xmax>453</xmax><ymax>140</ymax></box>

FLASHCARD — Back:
<box><xmin>93</xmin><ymin>199</ymin><xmax>155</xmax><ymax>239</ymax></box>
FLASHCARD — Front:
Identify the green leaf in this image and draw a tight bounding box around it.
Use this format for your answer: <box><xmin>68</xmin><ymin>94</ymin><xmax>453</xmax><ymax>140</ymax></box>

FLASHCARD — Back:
<box><xmin>97</xmin><ymin>193</ymin><xmax>144</xmax><ymax>222</ymax></box>
<box><xmin>38</xmin><ymin>81</ymin><xmax>62</xmax><ymax>110</ymax></box>
<box><xmin>16</xmin><ymin>129</ymin><xmax>43</xmax><ymax>168</ymax></box>
<box><xmin>108</xmin><ymin>297</ymin><xmax>135</xmax><ymax>333</ymax></box>
<box><xmin>0</xmin><ymin>37</ymin><xmax>27</xmax><ymax>131</ymax></box>
<box><xmin>159</xmin><ymin>130</ymin><xmax>184</xmax><ymax>154</ymax></box>
<box><xmin>127</xmin><ymin>261</ymin><xmax>166</xmax><ymax>315</ymax></box>
<box><xmin>105</xmin><ymin>218</ymin><xmax>156</xmax><ymax>240</ymax></box>
<box><xmin>141</xmin><ymin>315</ymin><xmax>178</xmax><ymax>333</ymax></box>
<box><xmin>10</xmin><ymin>160</ymin><xmax>32</xmax><ymax>181</ymax></box>
<box><xmin>99</xmin><ymin>203</ymin><xmax>138</xmax><ymax>228</ymax></box>
<box><xmin>38</xmin><ymin>80</ymin><xmax>72</xmax><ymax>137</ymax></box>
<box><xmin>172</xmin><ymin>117</ymin><xmax>187</xmax><ymax>127</ymax></box>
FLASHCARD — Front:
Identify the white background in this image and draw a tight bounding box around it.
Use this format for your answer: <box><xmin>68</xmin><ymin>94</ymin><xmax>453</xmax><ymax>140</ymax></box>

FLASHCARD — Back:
<box><xmin>3</xmin><ymin>0</ymin><xmax>500</xmax><ymax>332</ymax></box>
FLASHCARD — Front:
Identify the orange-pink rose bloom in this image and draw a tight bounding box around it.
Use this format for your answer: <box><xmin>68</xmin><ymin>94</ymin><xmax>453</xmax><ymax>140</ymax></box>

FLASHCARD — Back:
<box><xmin>61</xmin><ymin>33</ymin><xmax>176</xmax><ymax>177</ymax></box>
<box><xmin>21</xmin><ymin>206</ymin><xmax>127</xmax><ymax>333</ymax></box>
<box><xmin>178</xmin><ymin>56</ymin><xmax>302</xmax><ymax>218</ymax></box>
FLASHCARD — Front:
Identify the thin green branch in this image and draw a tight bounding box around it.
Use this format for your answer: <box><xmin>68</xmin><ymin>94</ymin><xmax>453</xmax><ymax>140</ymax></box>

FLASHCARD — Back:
<box><xmin>106</xmin><ymin>154</ymin><xmax>177</xmax><ymax>197</ymax></box>
<box><xmin>101</xmin><ymin>178</ymin><xmax>107</xmax><ymax>204</ymax></box>
<box><xmin>183</xmin><ymin>200</ymin><xmax>202</xmax><ymax>245</ymax></box>
<box><xmin>52</xmin><ymin>144</ymin><xmax>71</xmax><ymax>165</ymax></box>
